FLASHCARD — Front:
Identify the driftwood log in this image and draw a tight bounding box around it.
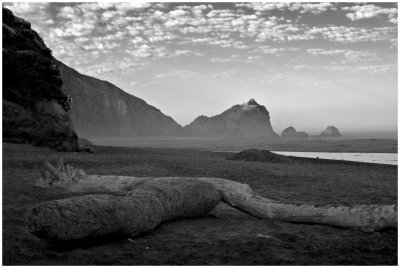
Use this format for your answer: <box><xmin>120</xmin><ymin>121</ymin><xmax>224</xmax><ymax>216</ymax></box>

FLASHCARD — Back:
<box><xmin>29</xmin><ymin>159</ymin><xmax>397</xmax><ymax>240</ymax></box>
<box><xmin>29</xmin><ymin>176</ymin><xmax>220</xmax><ymax>240</ymax></box>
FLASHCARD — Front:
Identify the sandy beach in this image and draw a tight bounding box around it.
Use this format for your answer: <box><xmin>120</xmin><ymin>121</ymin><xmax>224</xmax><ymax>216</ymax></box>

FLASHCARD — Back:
<box><xmin>3</xmin><ymin>142</ymin><xmax>397</xmax><ymax>265</ymax></box>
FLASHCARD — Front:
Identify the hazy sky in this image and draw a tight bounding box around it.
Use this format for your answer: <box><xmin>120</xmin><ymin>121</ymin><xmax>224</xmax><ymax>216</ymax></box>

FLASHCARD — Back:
<box><xmin>5</xmin><ymin>2</ymin><xmax>398</xmax><ymax>133</ymax></box>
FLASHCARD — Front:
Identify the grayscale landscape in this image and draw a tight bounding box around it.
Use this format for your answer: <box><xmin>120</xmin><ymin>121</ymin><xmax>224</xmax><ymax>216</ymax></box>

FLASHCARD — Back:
<box><xmin>2</xmin><ymin>2</ymin><xmax>398</xmax><ymax>265</ymax></box>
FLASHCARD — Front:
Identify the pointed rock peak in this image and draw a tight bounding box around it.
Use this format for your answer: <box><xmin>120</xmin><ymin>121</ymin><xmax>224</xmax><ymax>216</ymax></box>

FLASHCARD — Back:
<box><xmin>247</xmin><ymin>99</ymin><xmax>259</xmax><ymax>106</ymax></box>
<box><xmin>241</xmin><ymin>98</ymin><xmax>262</xmax><ymax>110</ymax></box>
<box><xmin>324</xmin><ymin>126</ymin><xmax>339</xmax><ymax>132</ymax></box>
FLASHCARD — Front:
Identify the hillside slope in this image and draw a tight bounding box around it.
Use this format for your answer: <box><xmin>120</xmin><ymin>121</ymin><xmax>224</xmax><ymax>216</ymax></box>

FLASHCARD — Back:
<box><xmin>56</xmin><ymin>60</ymin><xmax>183</xmax><ymax>137</ymax></box>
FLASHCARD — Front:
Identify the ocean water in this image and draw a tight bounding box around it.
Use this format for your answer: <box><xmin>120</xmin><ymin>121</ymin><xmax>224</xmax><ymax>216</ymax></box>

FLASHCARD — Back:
<box><xmin>272</xmin><ymin>151</ymin><xmax>397</xmax><ymax>165</ymax></box>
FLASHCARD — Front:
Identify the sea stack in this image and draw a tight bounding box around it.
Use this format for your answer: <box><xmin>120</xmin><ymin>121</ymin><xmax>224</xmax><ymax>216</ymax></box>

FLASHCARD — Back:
<box><xmin>184</xmin><ymin>99</ymin><xmax>279</xmax><ymax>139</ymax></box>
<box><xmin>319</xmin><ymin>126</ymin><xmax>342</xmax><ymax>138</ymax></box>
<box><xmin>281</xmin><ymin>126</ymin><xmax>309</xmax><ymax>140</ymax></box>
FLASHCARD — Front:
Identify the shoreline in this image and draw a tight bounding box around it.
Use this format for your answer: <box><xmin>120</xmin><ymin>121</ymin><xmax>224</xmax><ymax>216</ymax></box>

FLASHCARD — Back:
<box><xmin>87</xmin><ymin>137</ymin><xmax>398</xmax><ymax>154</ymax></box>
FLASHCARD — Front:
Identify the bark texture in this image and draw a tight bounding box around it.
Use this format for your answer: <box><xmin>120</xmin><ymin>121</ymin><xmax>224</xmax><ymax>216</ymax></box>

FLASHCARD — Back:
<box><xmin>31</xmin><ymin>159</ymin><xmax>397</xmax><ymax>238</ymax></box>
<box><xmin>28</xmin><ymin>177</ymin><xmax>220</xmax><ymax>240</ymax></box>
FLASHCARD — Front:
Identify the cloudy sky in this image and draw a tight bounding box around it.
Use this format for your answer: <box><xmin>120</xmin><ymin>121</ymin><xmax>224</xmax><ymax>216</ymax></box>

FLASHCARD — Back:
<box><xmin>5</xmin><ymin>2</ymin><xmax>398</xmax><ymax>134</ymax></box>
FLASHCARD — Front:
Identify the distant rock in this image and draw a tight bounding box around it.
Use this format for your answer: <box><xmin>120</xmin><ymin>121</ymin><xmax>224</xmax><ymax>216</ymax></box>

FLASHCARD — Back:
<box><xmin>281</xmin><ymin>126</ymin><xmax>309</xmax><ymax>140</ymax></box>
<box><xmin>2</xmin><ymin>8</ymin><xmax>78</xmax><ymax>151</ymax></box>
<box><xmin>56</xmin><ymin>61</ymin><xmax>183</xmax><ymax>137</ymax></box>
<box><xmin>319</xmin><ymin>126</ymin><xmax>342</xmax><ymax>138</ymax></box>
<box><xmin>281</xmin><ymin>126</ymin><xmax>297</xmax><ymax>138</ymax></box>
<box><xmin>296</xmin><ymin>131</ymin><xmax>309</xmax><ymax>139</ymax></box>
<box><xmin>228</xmin><ymin>149</ymin><xmax>291</xmax><ymax>163</ymax></box>
<box><xmin>184</xmin><ymin>99</ymin><xmax>279</xmax><ymax>139</ymax></box>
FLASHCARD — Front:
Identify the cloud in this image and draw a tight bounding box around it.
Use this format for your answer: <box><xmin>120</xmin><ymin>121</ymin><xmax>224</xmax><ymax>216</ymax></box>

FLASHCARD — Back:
<box><xmin>236</xmin><ymin>2</ymin><xmax>289</xmax><ymax>12</ymax></box>
<box><xmin>293</xmin><ymin>63</ymin><xmax>397</xmax><ymax>74</ymax></box>
<box><xmin>343</xmin><ymin>4</ymin><xmax>397</xmax><ymax>23</ymax></box>
<box><xmin>114</xmin><ymin>2</ymin><xmax>151</xmax><ymax>12</ymax></box>
<box><xmin>307</xmin><ymin>48</ymin><xmax>346</xmax><ymax>55</ymax></box>
<box><xmin>210</xmin><ymin>57</ymin><xmax>236</xmax><ymax>63</ymax></box>
<box><xmin>307</xmin><ymin>49</ymin><xmax>379</xmax><ymax>64</ymax></box>
<box><xmin>236</xmin><ymin>2</ymin><xmax>335</xmax><ymax>14</ymax></box>
<box><xmin>80</xmin><ymin>59</ymin><xmax>148</xmax><ymax>77</ymax></box>
<box><xmin>211</xmin><ymin>69</ymin><xmax>238</xmax><ymax>78</ymax></box>
<box><xmin>389</xmin><ymin>17</ymin><xmax>398</xmax><ymax>24</ymax></box>
<box><xmin>327</xmin><ymin>64</ymin><xmax>397</xmax><ymax>74</ymax></box>
<box><xmin>207</xmin><ymin>9</ymin><xmax>236</xmax><ymax>18</ymax></box>
<box><xmin>3</xmin><ymin>2</ymin><xmax>52</xmax><ymax>33</ymax></box>
<box><xmin>130</xmin><ymin>81</ymin><xmax>151</xmax><ymax>87</ymax></box>
<box><xmin>172</xmin><ymin>50</ymin><xmax>204</xmax><ymax>57</ymax></box>
<box><xmin>289</xmin><ymin>2</ymin><xmax>335</xmax><ymax>14</ymax></box>
<box><xmin>252</xmin><ymin>46</ymin><xmax>287</xmax><ymax>55</ymax></box>
<box><xmin>305</xmin><ymin>26</ymin><xmax>396</xmax><ymax>43</ymax></box>
<box><xmin>126</xmin><ymin>44</ymin><xmax>167</xmax><ymax>58</ymax></box>
<box><xmin>5</xmin><ymin>2</ymin><xmax>396</xmax><ymax>82</ymax></box>
<box><xmin>155</xmin><ymin>70</ymin><xmax>197</xmax><ymax>79</ymax></box>
<box><xmin>3</xmin><ymin>2</ymin><xmax>49</xmax><ymax>15</ymax></box>
<box><xmin>293</xmin><ymin>65</ymin><xmax>308</xmax><ymax>70</ymax></box>
<box><xmin>82</xmin><ymin>41</ymin><xmax>120</xmax><ymax>51</ymax></box>
<box><xmin>169</xmin><ymin>9</ymin><xmax>188</xmax><ymax>18</ymax></box>
<box><xmin>247</xmin><ymin>55</ymin><xmax>261</xmax><ymax>61</ymax></box>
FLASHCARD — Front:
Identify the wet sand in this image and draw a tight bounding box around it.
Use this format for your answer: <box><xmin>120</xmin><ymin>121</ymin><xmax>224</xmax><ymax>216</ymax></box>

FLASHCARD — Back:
<box><xmin>2</xmin><ymin>142</ymin><xmax>397</xmax><ymax>265</ymax></box>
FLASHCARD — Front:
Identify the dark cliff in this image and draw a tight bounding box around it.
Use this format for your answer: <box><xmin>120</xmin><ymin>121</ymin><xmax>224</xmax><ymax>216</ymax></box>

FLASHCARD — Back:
<box><xmin>2</xmin><ymin>7</ymin><xmax>78</xmax><ymax>151</ymax></box>
<box><xmin>56</xmin><ymin>61</ymin><xmax>183</xmax><ymax>137</ymax></box>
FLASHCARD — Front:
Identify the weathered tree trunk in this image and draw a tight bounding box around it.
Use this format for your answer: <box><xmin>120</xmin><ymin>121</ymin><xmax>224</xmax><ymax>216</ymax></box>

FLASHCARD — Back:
<box><xmin>29</xmin><ymin>177</ymin><xmax>221</xmax><ymax>240</ymax></box>
<box><xmin>32</xmin><ymin>160</ymin><xmax>397</xmax><ymax>235</ymax></box>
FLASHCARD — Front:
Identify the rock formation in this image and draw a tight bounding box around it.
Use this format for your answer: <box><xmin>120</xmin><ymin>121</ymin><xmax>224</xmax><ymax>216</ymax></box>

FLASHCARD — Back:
<box><xmin>281</xmin><ymin>126</ymin><xmax>309</xmax><ymax>140</ymax></box>
<box><xmin>319</xmin><ymin>126</ymin><xmax>342</xmax><ymax>138</ymax></box>
<box><xmin>228</xmin><ymin>149</ymin><xmax>291</xmax><ymax>163</ymax></box>
<box><xmin>2</xmin><ymin>8</ymin><xmax>79</xmax><ymax>151</ymax></box>
<box><xmin>56</xmin><ymin>61</ymin><xmax>182</xmax><ymax>137</ymax></box>
<box><xmin>184</xmin><ymin>99</ymin><xmax>279</xmax><ymax>139</ymax></box>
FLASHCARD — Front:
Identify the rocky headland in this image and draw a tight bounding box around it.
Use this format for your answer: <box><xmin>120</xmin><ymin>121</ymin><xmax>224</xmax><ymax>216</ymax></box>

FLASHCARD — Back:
<box><xmin>2</xmin><ymin>7</ymin><xmax>78</xmax><ymax>151</ymax></box>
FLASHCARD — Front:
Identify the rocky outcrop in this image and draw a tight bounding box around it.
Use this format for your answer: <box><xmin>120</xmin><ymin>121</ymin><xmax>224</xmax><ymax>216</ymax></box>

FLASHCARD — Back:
<box><xmin>184</xmin><ymin>99</ymin><xmax>279</xmax><ymax>139</ymax></box>
<box><xmin>2</xmin><ymin>8</ymin><xmax>78</xmax><ymax>151</ymax></box>
<box><xmin>56</xmin><ymin>61</ymin><xmax>182</xmax><ymax>137</ymax></box>
<box><xmin>228</xmin><ymin>149</ymin><xmax>291</xmax><ymax>163</ymax></box>
<box><xmin>319</xmin><ymin>126</ymin><xmax>342</xmax><ymax>138</ymax></box>
<box><xmin>281</xmin><ymin>126</ymin><xmax>309</xmax><ymax>140</ymax></box>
